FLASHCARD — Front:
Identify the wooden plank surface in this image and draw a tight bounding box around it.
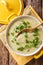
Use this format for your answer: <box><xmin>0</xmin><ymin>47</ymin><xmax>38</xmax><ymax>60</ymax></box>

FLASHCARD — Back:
<box><xmin>9</xmin><ymin>54</ymin><xmax>17</xmax><ymax>65</ymax></box>
<box><xmin>0</xmin><ymin>40</ymin><xmax>9</xmax><ymax>65</ymax></box>
<box><xmin>26</xmin><ymin>56</ymin><xmax>43</xmax><ymax>65</ymax></box>
<box><xmin>42</xmin><ymin>0</ymin><xmax>43</xmax><ymax>19</ymax></box>
<box><xmin>0</xmin><ymin>0</ymin><xmax>43</xmax><ymax>65</ymax></box>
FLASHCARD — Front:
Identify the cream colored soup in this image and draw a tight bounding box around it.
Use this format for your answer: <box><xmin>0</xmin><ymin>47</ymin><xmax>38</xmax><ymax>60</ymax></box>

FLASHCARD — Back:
<box><xmin>8</xmin><ymin>18</ymin><xmax>43</xmax><ymax>54</ymax></box>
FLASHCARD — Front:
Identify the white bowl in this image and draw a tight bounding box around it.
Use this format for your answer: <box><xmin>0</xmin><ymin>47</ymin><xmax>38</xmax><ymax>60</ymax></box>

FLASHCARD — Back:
<box><xmin>6</xmin><ymin>15</ymin><xmax>43</xmax><ymax>56</ymax></box>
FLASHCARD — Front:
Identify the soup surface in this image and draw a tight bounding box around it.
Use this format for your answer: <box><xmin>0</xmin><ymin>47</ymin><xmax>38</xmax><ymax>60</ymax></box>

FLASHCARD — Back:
<box><xmin>8</xmin><ymin>17</ymin><xmax>43</xmax><ymax>54</ymax></box>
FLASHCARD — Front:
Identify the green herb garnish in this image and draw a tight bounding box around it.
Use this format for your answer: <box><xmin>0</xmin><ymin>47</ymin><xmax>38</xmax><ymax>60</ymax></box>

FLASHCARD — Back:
<box><xmin>26</xmin><ymin>21</ymin><xmax>30</xmax><ymax>24</ymax></box>
<box><xmin>23</xmin><ymin>21</ymin><xmax>27</xmax><ymax>28</ymax></box>
<box><xmin>24</xmin><ymin>32</ymin><xmax>28</xmax><ymax>38</ymax></box>
<box><xmin>16</xmin><ymin>26</ymin><xmax>19</xmax><ymax>29</ymax></box>
<box><xmin>15</xmin><ymin>24</ymin><xmax>24</xmax><ymax>32</ymax></box>
<box><xmin>19</xmin><ymin>24</ymin><xmax>24</xmax><ymax>30</ymax></box>
<box><xmin>11</xmin><ymin>40</ymin><xmax>14</xmax><ymax>43</ymax></box>
<box><xmin>25</xmin><ymin>45</ymin><xmax>30</xmax><ymax>48</ymax></box>
<box><xmin>17</xmin><ymin>47</ymin><xmax>24</xmax><ymax>51</ymax></box>
<box><xmin>34</xmin><ymin>28</ymin><xmax>38</xmax><ymax>33</ymax></box>
<box><xmin>16</xmin><ymin>42</ymin><xmax>19</xmax><ymax>45</ymax></box>
<box><xmin>13</xmin><ymin>37</ymin><xmax>16</xmax><ymax>41</ymax></box>
<box><xmin>33</xmin><ymin>33</ymin><xmax>38</xmax><ymax>36</ymax></box>
<box><xmin>32</xmin><ymin>37</ymin><xmax>39</xmax><ymax>47</ymax></box>
<box><xmin>15</xmin><ymin>30</ymin><xmax>19</xmax><ymax>33</ymax></box>
<box><xmin>11</xmin><ymin>32</ymin><xmax>14</xmax><ymax>36</ymax></box>
<box><xmin>33</xmin><ymin>28</ymin><xmax>39</xmax><ymax>36</ymax></box>
<box><xmin>29</xmin><ymin>41</ymin><xmax>33</xmax><ymax>43</ymax></box>
<box><xmin>22</xmin><ymin>20</ymin><xmax>30</xmax><ymax>27</ymax></box>
<box><xmin>26</xmin><ymin>39</ymin><xmax>29</xmax><ymax>43</ymax></box>
<box><xmin>15</xmin><ymin>26</ymin><xmax>20</xmax><ymax>33</ymax></box>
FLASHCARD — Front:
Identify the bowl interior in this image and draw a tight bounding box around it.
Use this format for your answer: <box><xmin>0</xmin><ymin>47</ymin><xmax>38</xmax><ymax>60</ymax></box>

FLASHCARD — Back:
<box><xmin>6</xmin><ymin>15</ymin><xmax>43</xmax><ymax>56</ymax></box>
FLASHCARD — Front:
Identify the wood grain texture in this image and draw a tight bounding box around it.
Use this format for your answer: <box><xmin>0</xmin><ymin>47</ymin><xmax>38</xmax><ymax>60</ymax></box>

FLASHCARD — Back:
<box><xmin>24</xmin><ymin>0</ymin><xmax>42</xmax><ymax>18</ymax></box>
<box><xmin>9</xmin><ymin>54</ymin><xmax>17</xmax><ymax>65</ymax></box>
<box><xmin>25</xmin><ymin>0</ymin><xmax>43</xmax><ymax>65</ymax></box>
<box><xmin>0</xmin><ymin>0</ymin><xmax>43</xmax><ymax>65</ymax></box>
<box><xmin>26</xmin><ymin>56</ymin><xmax>43</xmax><ymax>65</ymax></box>
<box><xmin>31</xmin><ymin>0</ymin><xmax>42</xmax><ymax>17</ymax></box>
<box><xmin>42</xmin><ymin>0</ymin><xmax>43</xmax><ymax>19</ymax></box>
<box><xmin>23</xmin><ymin>0</ymin><xmax>31</xmax><ymax>7</ymax></box>
<box><xmin>0</xmin><ymin>40</ymin><xmax>9</xmax><ymax>65</ymax></box>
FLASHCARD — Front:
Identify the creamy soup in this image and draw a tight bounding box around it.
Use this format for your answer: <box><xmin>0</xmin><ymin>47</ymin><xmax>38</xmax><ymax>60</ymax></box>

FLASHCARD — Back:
<box><xmin>8</xmin><ymin>17</ymin><xmax>43</xmax><ymax>54</ymax></box>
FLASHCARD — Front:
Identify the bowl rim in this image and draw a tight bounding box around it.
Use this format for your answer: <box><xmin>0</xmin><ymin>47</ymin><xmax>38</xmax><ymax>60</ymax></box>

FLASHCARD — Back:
<box><xmin>6</xmin><ymin>15</ymin><xmax>43</xmax><ymax>56</ymax></box>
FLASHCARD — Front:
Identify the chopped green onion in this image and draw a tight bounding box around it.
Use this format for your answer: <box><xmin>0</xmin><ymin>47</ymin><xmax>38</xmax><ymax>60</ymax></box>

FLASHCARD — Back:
<box><xmin>19</xmin><ymin>24</ymin><xmax>24</xmax><ymax>30</ymax></box>
<box><xmin>16</xmin><ymin>42</ymin><xmax>19</xmax><ymax>45</ymax></box>
<box><xmin>24</xmin><ymin>32</ymin><xmax>28</xmax><ymax>38</ymax></box>
<box><xmin>11</xmin><ymin>40</ymin><xmax>14</xmax><ymax>43</ymax></box>
<box><xmin>26</xmin><ymin>39</ymin><xmax>29</xmax><ymax>43</ymax></box>
<box><xmin>17</xmin><ymin>47</ymin><xmax>24</xmax><ymax>51</ymax></box>
<box><xmin>13</xmin><ymin>37</ymin><xmax>16</xmax><ymax>41</ymax></box>
<box><xmin>33</xmin><ymin>28</ymin><xmax>39</xmax><ymax>37</ymax></box>
<box><xmin>15</xmin><ymin>30</ymin><xmax>19</xmax><ymax>33</ymax></box>
<box><xmin>32</xmin><ymin>37</ymin><xmax>39</xmax><ymax>47</ymax></box>
<box><xmin>11</xmin><ymin>32</ymin><xmax>14</xmax><ymax>36</ymax></box>
<box><xmin>33</xmin><ymin>33</ymin><xmax>38</xmax><ymax>36</ymax></box>
<box><xmin>15</xmin><ymin>26</ymin><xmax>20</xmax><ymax>33</ymax></box>
<box><xmin>16</xmin><ymin>26</ymin><xmax>19</xmax><ymax>29</ymax></box>
<box><xmin>25</xmin><ymin>45</ymin><xmax>30</xmax><ymax>48</ymax></box>
<box><xmin>23</xmin><ymin>22</ymin><xmax>27</xmax><ymax>27</ymax></box>
<box><xmin>26</xmin><ymin>21</ymin><xmax>30</xmax><ymax>24</ymax></box>
<box><xmin>34</xmin><ymin>28</ymin><xmax>39</xmax><ymax>33</ymax></box>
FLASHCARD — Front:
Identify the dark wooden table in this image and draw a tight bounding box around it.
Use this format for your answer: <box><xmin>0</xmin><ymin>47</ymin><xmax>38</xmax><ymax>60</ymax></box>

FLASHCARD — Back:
<box><xmin>0</xmin><ymin>0</ymin><xmax>43</xmax><ymax>65</ymax></box>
